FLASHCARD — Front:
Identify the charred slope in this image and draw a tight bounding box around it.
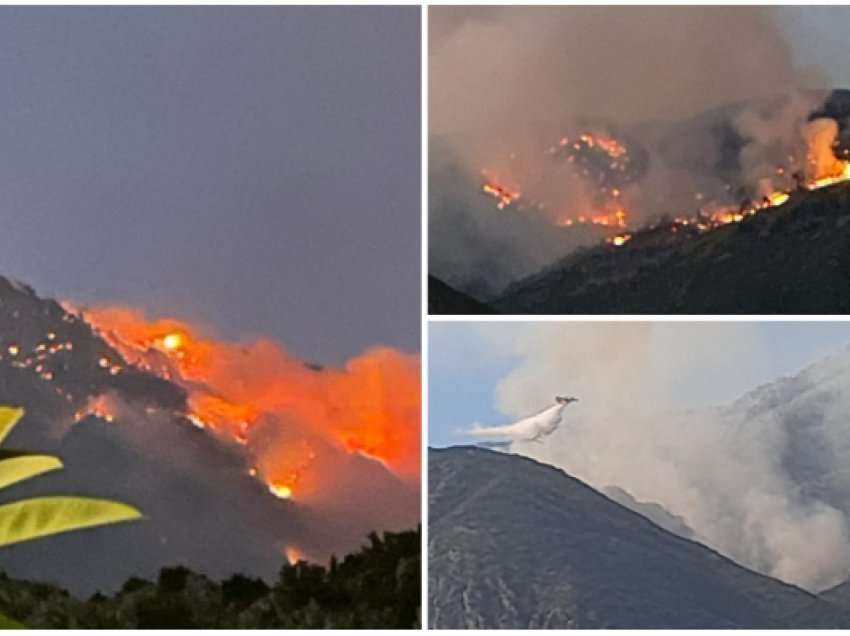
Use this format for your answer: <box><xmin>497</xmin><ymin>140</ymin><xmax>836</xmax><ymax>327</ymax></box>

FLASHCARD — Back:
<box><xmin>428</xmin><ymin>276</ymin><xmax>496</xmax><ymax>315</ymax></box>
<box><xmin>429</xmin><ymin>446</ymin><xmax>850</xmax><ymax>629</ymax></box>
<box><xmin>0</xmin><ymin>277</ymin><xmax>415</xmax><ymax>596</ymax></box>
<box><xmin>495</xmin><ymin>180</ymin><xmax>850</xmax><ymax>314</ymax></box>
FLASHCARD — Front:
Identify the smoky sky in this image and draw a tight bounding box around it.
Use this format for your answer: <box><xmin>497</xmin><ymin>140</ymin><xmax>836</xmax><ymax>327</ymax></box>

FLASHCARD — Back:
<box><xmin>0</xmin><ymin>6</ymin><xmax>420</xmax><ymax>365</ymax></box>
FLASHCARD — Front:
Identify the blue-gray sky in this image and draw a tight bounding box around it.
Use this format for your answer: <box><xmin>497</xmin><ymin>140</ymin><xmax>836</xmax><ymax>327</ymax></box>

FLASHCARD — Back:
<box><xmin>779</xmin><ymin>7</ymin><xmax>850</xmax><ymax>87</ymax></box>
<box><xmin>0</xmin><ymin>7</ymin><xmax>419</xmax><ymax>365</ymax></box>
<box><xmin>430</xmin><ymin>322</ymin><xmax>850</xmax><ymax>447</ymax></box>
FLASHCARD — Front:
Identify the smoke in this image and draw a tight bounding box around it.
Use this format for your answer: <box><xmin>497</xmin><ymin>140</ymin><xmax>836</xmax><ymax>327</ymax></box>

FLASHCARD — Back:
<box><xmin>486</xmin><ymin>323</ymin><xmax>850</xmax><ymax>591</ymax></box>
<box><xmin>429</xmin><ymin>6</ymin><xmax>830</xmax><ymax>295</ymax></box>
<box><xmin>25</xmin><ymin>303</ymin><xmax>422</xmax><ymax>591</ymax></box>
<box><xmin>75</xmin><ymin>305</ymin><xmax>420</xmax><ymax>485</ymax></box>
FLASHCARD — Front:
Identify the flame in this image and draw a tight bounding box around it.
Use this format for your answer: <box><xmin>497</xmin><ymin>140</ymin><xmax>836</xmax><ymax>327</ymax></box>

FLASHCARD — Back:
<box><xmin>481</xmin><ymin>175</ymin><xmax>521</xmax><ymax>209</ymax></box>
<box><xmin>269</xmin><ymin>483</ymin><xmax>293</xmax><ymax>499</ymax></box>
<box><xmin>70</xmin><ymin>306</ymin><xmax>421</xmax><ymax>499</ymax></box>
<box><xmin>767</xmin><ymin>191</ymin><xmax>790</xmax><ymax>207</ymax></box>
<box><xmin>74</xmin><ymin>394</ymin><xmax>119</xmax><ymax>424</ymax></box>
<box><xmin>161</xmin><ymin>333</ymin><xmax>183</xmax><ymax>351</ymax></box>
<box><xmin>285</xmin><ymin>546</ymin><xmax>302</xmax><ymax>565</ymax></box>
<box><xmin>479</xmin><ymin>118</ymin><xmax>850</xmax><ymax>245</ymax></box>
<box><xmin>804</xmin><ymin>118</ymin><xmax>850</xmax><ymax>191</ymax></box>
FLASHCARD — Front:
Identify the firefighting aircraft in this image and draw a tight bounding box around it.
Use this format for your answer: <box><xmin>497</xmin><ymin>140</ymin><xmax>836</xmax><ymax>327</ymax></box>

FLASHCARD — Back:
<box><xmin>468</xmin><ymin>396</ymin><xmax>577</xmax><ymax>443</ymax></box>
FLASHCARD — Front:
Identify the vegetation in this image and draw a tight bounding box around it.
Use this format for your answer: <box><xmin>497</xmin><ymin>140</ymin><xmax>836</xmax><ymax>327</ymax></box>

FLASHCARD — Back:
<box><xmin>0</xmin><ymin>406</ymin><xmax>142</xmax><ymax>627</ymax></box>
<box><xmin>0</xmin><ymin>527</ymin><xmax>421</xmax><ymax>628</ymax></box>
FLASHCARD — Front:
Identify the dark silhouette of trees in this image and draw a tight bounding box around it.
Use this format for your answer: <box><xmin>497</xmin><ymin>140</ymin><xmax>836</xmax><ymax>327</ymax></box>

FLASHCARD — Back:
<box><xmin>0</xmin><ymin>527</ymin><xmax>421</xmax><ymax>628</ymax></box>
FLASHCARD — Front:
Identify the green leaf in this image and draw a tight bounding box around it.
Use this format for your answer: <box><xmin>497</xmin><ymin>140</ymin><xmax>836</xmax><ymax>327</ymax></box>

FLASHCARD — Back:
<box><xmin>0</xmin><ymin>611</ymin><xmax>24</xmax><ymax>629</ymax></box>
<box><xmin>0</xmin><ymin>455</ymin><xmax>63</xmax><ymax>489</ymax></box>
<box><xmin>0</xmin><ymin>408</ymin><xmax>24</xmax><ymax>447</ymax></box>
<box><xmin>0</xmin><ymin>611</ymin><xmax>25</xmax><ymax>629</ymax></box>
<box><xmin>0</xmin><ymin>496</ymin><xmax>142</xmax><ymax>548</ymax></box>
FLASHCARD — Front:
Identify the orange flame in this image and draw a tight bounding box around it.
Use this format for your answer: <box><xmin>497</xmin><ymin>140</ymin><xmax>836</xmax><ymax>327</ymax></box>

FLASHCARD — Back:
<box><xmin>74</xmin><ymin>394</ymin><xmax>120</xmax><ymax>424</ymax></box>
<box><xmin>804</xmin><ymin>118</ymin><xmax>850</xmax><ymax>191</ymax></box>
<box><xmin>285</xmin><ymin>546</ymin><xmax>303</xmax><ymax>565</ymax></box>
<box><xmin>70</xmin><ymin>306</ymin><xmax>421</xmax><ymax>497</ymax></box>
<box><xmin>481</xmin><ymin>176</ymin><xmax>521</xmax><ymax>209</ymax></box>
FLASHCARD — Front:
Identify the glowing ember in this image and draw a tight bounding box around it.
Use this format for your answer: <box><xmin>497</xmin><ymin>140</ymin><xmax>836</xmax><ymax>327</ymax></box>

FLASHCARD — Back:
<box><xmin>7</xmin><ymin>345</ymin><xmax>18</xmax><ymax>356</ymax></box>
<box><xmin>481</xmin><ymin>178</ymin><xmax>520</xmax><ymax>209</ymax></box>
<box><xmin>74</xmin><ymin>394</ymin><xmax>118</xmax><ymax>424</ymax></box>
<box><xmin>610</xmin><ymin>233</ymin><xmax>632</xmax><ymax>247</ymax></box>
<box><xmin>269</xmin><ymin>483</ymin><xmax>293</xmax><ymax>499</ymax></box>
<box><xmin>767</xmin><ymin>191</ymin><xmax>790</xmax><ymax>207</ymax></box>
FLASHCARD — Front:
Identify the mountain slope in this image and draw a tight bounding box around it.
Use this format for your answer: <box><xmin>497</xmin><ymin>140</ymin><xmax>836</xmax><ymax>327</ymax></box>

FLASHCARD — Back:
<box><xmin>493</xmin><ymin>180</ymin><xmax>850</xmax><ymax>314</ymax></box>
<box><xmin>429</xmin><ymin>446</ymin><xmax>850</xmax><ymax>628</ymax></box>
<box><xmin>0</xmin><ymin>276</ymin><xmax>417</xmax><ymax>595</ymax></box>
<box><xmin>428</xmin><ymin>276</ymin><xmax>496</xmax><ymax>314</ymax></box>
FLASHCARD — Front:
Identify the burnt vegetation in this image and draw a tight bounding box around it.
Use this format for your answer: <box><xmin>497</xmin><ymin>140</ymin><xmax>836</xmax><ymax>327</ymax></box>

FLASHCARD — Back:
<box><xmin>492</xmin><ymin>179</ymin><xmax>850</xmax><ymax>314</ymax></box>
<box><xmin>0</xmin><ymin>527</ymin><xmax>421</xmax><ymax>629</ymax></box>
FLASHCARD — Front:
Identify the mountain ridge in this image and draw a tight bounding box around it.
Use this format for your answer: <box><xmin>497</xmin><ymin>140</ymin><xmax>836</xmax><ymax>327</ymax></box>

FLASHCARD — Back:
<box><xmin>429</xmin><ymin>445</ymin><xmax>850</xmax><ymax>628</ymax></box>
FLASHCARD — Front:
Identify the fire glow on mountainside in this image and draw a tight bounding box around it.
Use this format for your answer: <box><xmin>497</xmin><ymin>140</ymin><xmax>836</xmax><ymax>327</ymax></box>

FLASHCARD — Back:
<box><xmin>478</xmin><ymin>118</ymin><xmax>850</xmax><ymax>245</ymax></box>
<box><xmin>62</xmin><ymin>306</ymin><xmax>421</xmax><ymax>506</ymax></box>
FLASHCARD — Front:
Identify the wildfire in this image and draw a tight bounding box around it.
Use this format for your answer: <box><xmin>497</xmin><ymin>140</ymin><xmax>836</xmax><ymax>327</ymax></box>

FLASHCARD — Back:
<box><xmin>766</xmin><ymin>191</ymin><xmax>790</xmax><ymax>207</ymax></box>
<box><xmin>803</xmin><ymin>118</ymin><xmax>850</xmax><ymax>191</ymax></box>
<box><xmin>269</xmin><ymin>483</ymin><xmax>293</xmax><ymax>500</ymax></box>
<box><xmin>609</xmin><ymin>233</ymin><xmax>632</xmax><ymax>247</ymax></box>
<box><xmin>69</xmin><ymin>306</ymin><xmax>421</xmax><ymax>501</ymax></box>
<box><xmin>285</xmin><ymin>546</ymin><xmax>303</xmax><ymax>565</ymax></box>
<box><xmin>161</xmin><ymin>332</ymin><xmax>184</xmax><ymax>351</ymax></box>
<box><xmin>74</xmin><ymin>394</ymin><xmax>119</xmax><ymax>424</ymax></box>
<box><xmin>481</xmin><ymin>176</ymin><xmax>520</xmax><ymax>209</ymax></box>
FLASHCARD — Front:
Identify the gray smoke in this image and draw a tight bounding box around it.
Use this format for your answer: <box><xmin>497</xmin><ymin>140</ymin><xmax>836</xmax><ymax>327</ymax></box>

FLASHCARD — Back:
<box><xmin>487</xmin><ymin>323</ymin><xmax>850</xmax><ymax>592</ymax></box>
<box><xmin>429</xmin><ymin>6</ymin><xmax>832</xmax><ymax>295</ymax></box>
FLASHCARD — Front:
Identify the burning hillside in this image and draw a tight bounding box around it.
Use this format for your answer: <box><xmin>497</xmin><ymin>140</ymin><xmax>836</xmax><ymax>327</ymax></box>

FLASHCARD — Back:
<box><xmin>487</xmin><ymin>176</ymin><xmax>850</xmax><ymax>314</ymax></box>
<box><xmin>0</xmin><ymin>277</ymin><xmax>419</xmax><ymax>594</ymax></box>
<box><xmin>475</xmin><ymin>113</ymin><xmax>850</xmax><ymax>241</ymax></box>
<box><xmin>67</xmin><ymin>305</ymin><xmax>421</xmax><ymax>498</ymax></box>
<box><xmin>429</xmin><ymin>7</ymin><xmax>850</xmax><ymax>305</ymax></box>
<box><xmin>430</xmin><ymin>90</ymin><xmax>850</xmax><ymax>312</ymax></box>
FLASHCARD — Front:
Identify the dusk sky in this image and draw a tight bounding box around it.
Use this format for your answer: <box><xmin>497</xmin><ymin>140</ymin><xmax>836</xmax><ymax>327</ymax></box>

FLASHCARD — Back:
<box><xmin>779</xmin><ymin>7</ymin><xmax>850</xmax><ymax>87</ymax></box>
<box><xmin>430</xmin><ymin>322</ymin><xmax>850</xmax><ymax>447</ymax></box>
<box><xmin>0</xmin><ymin>7</ymin><xmax>419</xmax><ymax>365</ymax></box>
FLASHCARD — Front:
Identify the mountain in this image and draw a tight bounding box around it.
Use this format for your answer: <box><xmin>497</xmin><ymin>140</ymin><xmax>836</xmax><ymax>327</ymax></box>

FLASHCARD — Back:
<box><xmin>428</xmin><ymin>276</ymin><xmax>496</xmax><ymax>314</ymax></box>
<box><xmin>492</xmin><ymin>180</ymin><xmax>850</xmax><ymax>314</ymax></box>
<box><xmin>715</xmin><ymin>343</ymin><xmax>850</xmax><ymax>532</ymax></box>
<box><xmin>822</xmin><ymin>579</ymin><xmax>850</xmax><ymax>607</ymax></box>
<box><xmin>429</xmin><ymin>446</ymin><xmax>850</xmax><ymax>628</ymax></box>
<box><xmin>429</xmin><ymin>90</ymin><xmax>850</xmax><ymax>314</ymax></box>
<box><xmin>600</xmin><ymin>486</ymin><xmax>694</xmax><ymax>540</ymax></box>
<box><xmin>0</xmin><ymin>276</ymin><xmax>416</xmax><ymax>595</ymax></box>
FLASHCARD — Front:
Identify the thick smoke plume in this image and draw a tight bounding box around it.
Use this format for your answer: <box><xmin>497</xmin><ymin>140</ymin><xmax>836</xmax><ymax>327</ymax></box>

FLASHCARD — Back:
<box><xmin>429</xmin><ymin>7</ymin><xmax>831</xmax><ymax>296</ymax></box>
<box><xmin>487</xmin><ymin>323</ymin><xmax>850</xmax><ymax>592</ymax></box>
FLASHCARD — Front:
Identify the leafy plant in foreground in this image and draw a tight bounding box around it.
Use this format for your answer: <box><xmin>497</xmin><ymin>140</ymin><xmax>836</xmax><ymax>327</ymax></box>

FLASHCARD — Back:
<box><xmin>0</xmin><ymin>406</ymin><xmax>142</xmax><ymax>628</ymax></box>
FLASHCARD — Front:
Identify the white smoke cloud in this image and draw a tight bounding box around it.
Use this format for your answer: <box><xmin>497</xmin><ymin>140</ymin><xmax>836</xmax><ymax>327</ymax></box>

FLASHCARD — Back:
<box><xmin>484</xmin><ymin>323</ymin><xmax>850</xmax><ymax>591</ymax></box>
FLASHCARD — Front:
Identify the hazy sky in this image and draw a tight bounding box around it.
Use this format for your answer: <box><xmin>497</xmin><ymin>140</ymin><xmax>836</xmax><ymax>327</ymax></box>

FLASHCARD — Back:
<box><xmin>429</xmin><ymin>322</ymin><xmax>850</xmax><ymax>447</ymax></box>
<box><xmin>778</xmin><ymin>7</ymin><xmax>850</xmax><ymax>88</ymax></box>
<box><xmin>0</xmin><ymin>7</ymin><xmax>419</xmax><ymax>365</ymax></box>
